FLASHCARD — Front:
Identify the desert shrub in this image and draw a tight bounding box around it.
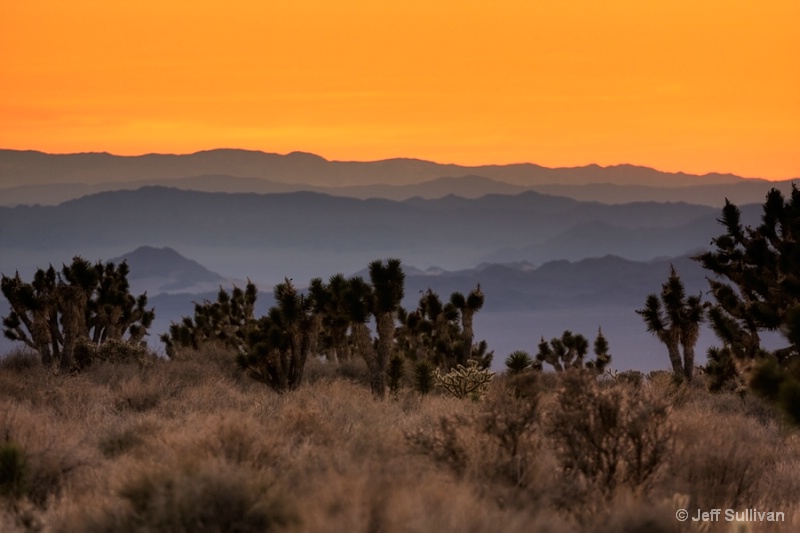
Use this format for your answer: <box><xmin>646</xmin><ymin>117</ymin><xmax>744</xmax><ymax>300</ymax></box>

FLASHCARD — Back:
<box><xmin>473</xmin><ymin>383</ymin><xmax>540</xmax><ymax>489</ymax></box>
<box><xmin>613</xmin><ymin>369</ymin><xmax>645</xmax><ymax>388</ymax></box>
<box><xmin>66</xmin><ymin>464</ymin><xmax>296</xmax><ymax>533</ymax></box>
<box><xmin>0</xmin><ymin>442</ymin><xmax>29</xmax><ymax>500</ymax></box>
<box><xmin>696</xmin><ymin>389</ymin><xmax>779</xmax><ymax>427</ymax></box>
<box><xmin>97</xmin><ymin>421</ymin><xmax>156</xmax><ymax>459</ymax></box>
<box><xmin>0</xmin><ymin>355</ymin><xmax>51</xmax><ymax>407</ymax></box>
<box><xmin>302</xmin><ymin>357</ymin><xmax>372</xmax><ymax>388</ymax></box>
<box><xmin>646</xmin><ymin>370</ymin><xmax>679</xmax><ymax>388</ymax></box>
<box><xmin>547</xmin><ymin>370</ymin><xmax>674</xmax><ymax>500</ymax></box>
<box><xmin>74</xmin><ymin>338</ymin><xmax>156</xmax><ymax>372</ymax></box>
<box><xmin>114</xmin><ymin>383</ymin><xmax>161</xmax><ymax>413</ymax></box>
<box><xmin>334</xmin><ymin>358</ymin><xmax>371</xmax><ymax>385</ymax></box>
<box><xmin>0</xmin><ymin>349</ymin><xmax>40</xmax><ymax>373</ymax></box>
<box><xmin>668</xmin><ymin>410</ymin><xmax>777</xmax><ymax>510</ymax></box>
<box><xmin>302</xmin><ymin>357</ymin><xmax>339</xmax><ymax>384</ymax></box>
<box><xmin>407</xmin><ymin>414</ymin><xmax>470</xmax><ymax>478</ymax></box>
<box><xmin>96</xmin><ymin>339</ymin><xmax>154</xmax><ymax>366</ymax></box>
<box><xmin>588</xmin><ymin>494</ymin><xmax>681</xmax><ymax>533</ymax></box>
<box><xmin>0</xmin><ymin>405</ymin><xmax>90</xmax><ymax>507</ymax></box>
<box><xmin>26</xmin><ymin>448</ymin><xmax>87</xmax><ymax>507</ymax></box>
<box><xmin>198</xmin><ymin>413</ymin><xmax>275</xmax><ymax>467</ymax></box>
<box><xmin>407</xmin><ymin>381</ymin><xmax>541</xmax><ymax>496</ymax></box>
<box><xmin>504</xmin><ymin>370</ymin><xmax>540</xmax><ymax>399</ymax></box>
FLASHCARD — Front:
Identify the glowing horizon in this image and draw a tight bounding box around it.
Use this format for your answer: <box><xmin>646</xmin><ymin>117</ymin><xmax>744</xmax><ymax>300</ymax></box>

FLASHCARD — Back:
<box><xmin>1</xmin><ymin>1</ymin><xmax>798</xmax><ymax>180</ymax></box>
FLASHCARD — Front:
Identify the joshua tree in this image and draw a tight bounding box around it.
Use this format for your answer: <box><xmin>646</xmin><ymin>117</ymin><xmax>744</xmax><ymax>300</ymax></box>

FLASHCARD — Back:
<box><xmin>636</xmin><ymin>266</ymin><xmax>703</xmax><ymax>381</ymax></box>
<box><xmin>397</xmin><ymin>286</ymin><xmax>492</xmax><ymax>371</ymax></box>
<box><xmin>589</xmin><ymin>328</ymin><xmax>612</xmax><ymax>374</ymax></box>
<box><xmin>343</xmin><ymin>275</ymin><xmax>375</xmax><ymax>368</ymax></box>
<box><xmin>449</xmin><ymin>284</ymin><xmax>485</xmax><ymax>366</ymax></box>
<box><xmin>161</xmin><ymin>281</ymin><xmax>257</xmax><ymax>357</ymax></box>
<box><xmin>91</xmin><ymin>261</ymin><xmax>151</xmax><ymax>344</ymax></box>
<box><xmin>535</xmin><ymin>329</ymin><xmax>611</xmax><ymax>374</ymax></box>
<box><xmin>692</xmin><ymin>188</ymin><xmax>800</xmax><ymax>420</ymax></box>
<box><xmin>238</xmin><ymin>278</ymin><xmax>317</xmax><ymax>392</ymax></box>
<box><xmin>397</xmin><ymin>288</ymin><xmax>455</xmax><ymax>367</ymax></box>
<box><xmin>367</xmin><ymin>259</ymin><xmax>405</xmax><ymax>398</ymax></box>
<box><xmin>2</xmin><ymin>257</ymin><xmax>153</xmax><ymax>370</ymax></box>
<box><xmin>1</xmin><ymin>267</ymin><xmax>58</xmax><ymax>365</ymax></box>
<box><xmin>536</xmin><ymin>330</ymin><xmax>589</xmax><ymax>372</ymax></box>
<box><xmin>306</xmin><ymin>273</ymin><xmax>358</xmax><ymax>364</ymax></box>
<box><xmin>695</xmin><ymin>188</ymin><xmax>800</xmax><ymax>364</ymax></box>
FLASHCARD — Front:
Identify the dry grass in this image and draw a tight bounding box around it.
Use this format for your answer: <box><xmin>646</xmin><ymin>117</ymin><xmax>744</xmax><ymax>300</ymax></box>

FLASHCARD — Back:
<box><xmin>0</xmin><ymin>349</ymin><xmax>799</xmax><ymax>532</ymax></box>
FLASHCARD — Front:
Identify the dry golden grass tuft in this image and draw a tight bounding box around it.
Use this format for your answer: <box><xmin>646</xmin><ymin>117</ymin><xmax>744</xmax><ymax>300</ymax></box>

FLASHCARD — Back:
<box><xmin>0</xmin><ymin>349</ymin><xmax>799</xmax><ymax>532</ymax></box>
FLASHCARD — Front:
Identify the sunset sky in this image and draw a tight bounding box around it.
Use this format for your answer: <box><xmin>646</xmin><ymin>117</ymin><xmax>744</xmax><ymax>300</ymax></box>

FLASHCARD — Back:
<box><xmin>1</xmin><ymin>1</ymin><xmax>798</xmax><ymax>179</ymax></box>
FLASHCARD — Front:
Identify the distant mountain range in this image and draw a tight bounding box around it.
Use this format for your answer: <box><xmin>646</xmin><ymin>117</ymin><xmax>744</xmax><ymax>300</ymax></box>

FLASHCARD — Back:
<box><xmin>2</xmin><ymin>149</ymin><xmax>794</xmax><ymax>208</ymax></box>
<box><xmin>0</xmin><ymin>148</ymin><xmax>750</xmax><ymax>187</ymax></box>
<box><xmin>0</xmin><ymin>186</ymin><xmax>743</xmax><ymax>282</ymax></box>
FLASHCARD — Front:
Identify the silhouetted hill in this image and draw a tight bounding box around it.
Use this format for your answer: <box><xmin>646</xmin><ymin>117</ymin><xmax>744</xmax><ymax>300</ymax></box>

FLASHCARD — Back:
<box><xmin>0</xmin><ymin>149</ymin><xmax>753</xmax><ymax>190</ymax></box>
<box><xmin>110</xmin><ymin>246</ymin><xmax>227</xmax><ymax>294</ymax></box>
<box><xmin>0</xmin><ymin>188</ymin><xmax>717</xmax><ymax>258</ymax></box>
<box><xmin>3</xmin><ymin>148</ymin><xmax>793</xmax><ymax>208</ymax></box>
<box><xmin>528</xmin><ymin>180</ymin><xmax>797</xmax><ymax>208</ymax></box>
<box><xmin>401</xmin><ymin>254</ymin><xmax>708</xmax><ymax>312</ymax></box>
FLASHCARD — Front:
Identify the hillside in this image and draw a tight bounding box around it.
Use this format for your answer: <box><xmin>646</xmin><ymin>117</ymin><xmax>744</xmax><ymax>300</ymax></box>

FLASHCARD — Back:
<box><xmin>110</xmin><ymin>246</ymin><xmax>229</xmax><ymax>295</ymax></box>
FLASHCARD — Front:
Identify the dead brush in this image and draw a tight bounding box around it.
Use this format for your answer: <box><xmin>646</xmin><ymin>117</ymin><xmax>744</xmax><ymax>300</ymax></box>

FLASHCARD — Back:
<box><xmin>406</xmin><ymin>380</ymin><xmax>541</xmax><ymax>495</ymax></box>
<box><xmin>0</xmin><ymin>403</ymin><xmax>93</xmax><ymax>508</ymax></box>
<box><xmin>668</xmin><ymin>408</ymin><xmax>780</xmax><ymax>511</ymax></box>
<box><xmin>546</xmin><ymin>370</ymin><xmax>674</xmax><ymax>502</ymax></box>
<box><xmin>57</xmin><ymin>462</ymin><xmax>297</xmax><ymax>533</ymax></box>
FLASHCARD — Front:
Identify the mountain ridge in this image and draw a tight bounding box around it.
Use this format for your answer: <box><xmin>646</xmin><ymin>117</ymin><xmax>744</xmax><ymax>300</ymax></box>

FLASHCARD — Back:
<box><xmin>0</xmin><ymin>148</ymin><xmax>760</xmax><ymax>190</ymax></box>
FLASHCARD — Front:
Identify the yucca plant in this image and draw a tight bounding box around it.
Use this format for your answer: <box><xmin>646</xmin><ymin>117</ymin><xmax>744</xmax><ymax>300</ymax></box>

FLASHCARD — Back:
<box><xmin>414</xmin><ymin>360</ymin><xmax>436</xmax><ymax>395</ymax></box>
<box><xmin>505</xmin><ymin>350</ymin><xmax>533</xmax><ymax>375</ymax></box>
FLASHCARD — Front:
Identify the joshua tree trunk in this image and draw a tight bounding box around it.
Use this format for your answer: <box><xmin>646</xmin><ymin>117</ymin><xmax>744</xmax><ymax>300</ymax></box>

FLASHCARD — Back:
<box><xmin>308</xmin><ymin>314</ymin><xmax>327</xmax><ymax>362</ymax></box>
<box><xmin>331</xmin><ymin>327</ymin><xmax>350</xmax><ymax>363</ymax></box>
<box><xmin>58</xmin><ymin>284</ymin><xmax>90</xmax><ymax>372</ymax></box>
<box><xmin>373</xmin><ymin>312</ymin><xmax>395</xmax><ymax>398</ymax></box>
<box><xmin>681</xmin><ymin>329</ymin><xmax>700</xmax><ymax>382</ymax></box>
<box><xmin>664</xmin><ymin>336</ymin><xmax>683</xmax><ymax>376</ymax></box>
<box><xmin>367</xmin><ymin>258</ymin><xmax>405</xmax><ymax>398</ymax></box>
<box><xmin>460</xmin><ymin>309</ymin><xmax>474</xmax><ymax>367</ymax></box>
<box><xmin>31</xmin><ymin>308</ymin><xmax>52</xmax><ymax>365</ymax></box>
<box><xmin>286</xmin><ymin>315</ymin><xmax>317</xmax><ymax>391</ymax></box>
<box><xmin>352</xmin><ymin>322</ymin><xmax>376</xmax><ymax>372</ymax></box>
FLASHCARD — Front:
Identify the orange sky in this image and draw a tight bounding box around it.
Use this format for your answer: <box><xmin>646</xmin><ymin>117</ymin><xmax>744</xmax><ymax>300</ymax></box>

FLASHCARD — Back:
<box><xmin>1</xmin><ymin>1</ymin><xmax>798</xmax><ymax>179</ymax></box>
